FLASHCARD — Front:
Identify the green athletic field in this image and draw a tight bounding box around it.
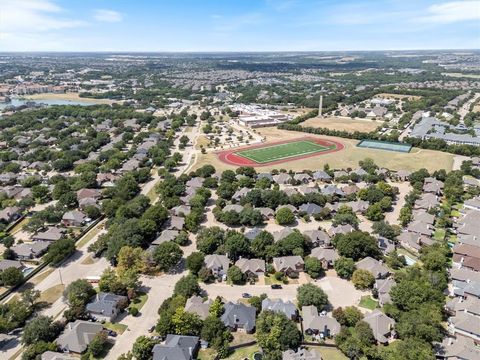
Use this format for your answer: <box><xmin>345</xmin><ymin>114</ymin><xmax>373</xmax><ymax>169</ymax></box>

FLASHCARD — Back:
<box><xmin>236</xmin><ymin>140</ymin><xmax>333</xmax><ymax>164</ymax></box>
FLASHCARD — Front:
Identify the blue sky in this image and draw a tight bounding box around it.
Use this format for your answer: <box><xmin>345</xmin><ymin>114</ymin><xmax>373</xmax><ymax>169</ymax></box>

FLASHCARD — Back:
<box><xmin>1</xmin><ymin>0</ymin><xmax>479</xmax><ymax>51</ymax></box>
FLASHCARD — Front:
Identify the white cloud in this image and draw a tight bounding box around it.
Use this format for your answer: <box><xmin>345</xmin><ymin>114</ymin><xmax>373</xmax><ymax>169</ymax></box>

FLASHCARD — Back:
<box><xmin>93</xmin><ymin>9</ymin><xmax>123</xmax><ymax>23</ymax></box>
<box><xmin>417</xmin><ymin>1</ymin><xmax>480</xmax><ymax>23</ymax></box>
<box><xmin>0</xmin><ymin>0</ymin><xmax>86</xmax><ymax>32</ymax></box>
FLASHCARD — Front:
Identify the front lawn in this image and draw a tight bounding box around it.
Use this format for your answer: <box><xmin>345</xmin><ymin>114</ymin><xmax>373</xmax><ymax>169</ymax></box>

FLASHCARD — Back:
<box><xmin>128</xmin><ymin>292</ymin><xmax>148</xmax><ymax>312</ymax></box>
<box><xmin>358</xmin><ymin>295</ymin><xmax>378</xmax><ymax>310</ymax></box>
<box><xmin>226</xmin><ymin>345</ymin><xmax>261</xmax><ymax>360</ymax></box>
<box><xmin>310</xmin><ymin>346</ymin><xmax>348</xmax><ymax>360</ymax></box>
<box><xmin>103</xmin><ymin>322</ymin><xmax>128</xmax><ymax>334</ymax></box>
<box><xmin>433</xmin><ymin>228</ymin><xmax>446</xmax><ymax>241</ymax></box>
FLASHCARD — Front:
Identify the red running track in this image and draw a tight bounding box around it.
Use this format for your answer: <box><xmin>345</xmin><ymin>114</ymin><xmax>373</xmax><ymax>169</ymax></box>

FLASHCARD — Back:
<box><xmin>217</xmin><ymin>137</ymin><xmax>345</xmax><ymax>167</ymax></box>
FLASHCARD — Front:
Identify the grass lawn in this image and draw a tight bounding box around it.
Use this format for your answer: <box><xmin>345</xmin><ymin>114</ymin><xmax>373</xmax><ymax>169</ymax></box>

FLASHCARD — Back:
<box><xmin>310</xmin><ymin>346</ymin><xmax>348</xmax><ymax>360</ymax></box>
<box><xmin>451</xmin><ymin>210</ymin><xmax>461</xmax><ymax>218</ymax></box>
<box><xmin>9</xmin><ymin>217</ymin><xmax>29</xmax><ymax>234</ymax></box>
<box><xmin>303</xmin><ymin>116</ymin><xmax>382</xmax><ymax>133</ymax></box>
<box><xmin>359</xmin><ymin>295</ymin><xmax>378</xmax><ymax>310</ymax></box>
<box><xmin>103</xmin><ymin>322</ymin><xmax>128</xmax><ymax>334</ymax></box>
<box><xmin>434</xmin><ymin>228</ymin><xmax>446</xmax><ymax>241</ymax></box>
<box><xmin>39</xmin><ymin>284</ymin><xmax>65</xmax><ymax>304</ymax></box>
<box><xmin>197</xmin><ymin>348</ymin><xmax>217</xmax><ymax>360</ymax></box>
<box><xmin>226</xmin><ymin>345</ymin><xmax>261</xmax><ymax>360</ymax></box>
<box><xmin>76</xmin><ymin>224</ymin><xmax>103</xmax><ymax>248</ymax></box>
<box><xmin>128</xmin><ymin>292</ymin><xmax>148</xmax><ymax>312</ymax></box>
<box><xmin>236</xmin><ymin>140</ymin><xmax>332</xmax><ymax>164</ymax></box>
<box><xmin>231</xmin><ymin>332</ymin><xmax>256</xmax><ymax>346</ymax></box>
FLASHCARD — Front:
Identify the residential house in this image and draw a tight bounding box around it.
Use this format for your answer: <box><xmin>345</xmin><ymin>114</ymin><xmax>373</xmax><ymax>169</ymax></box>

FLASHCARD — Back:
<box><xmin>86</xmin><ymin>292</ymin><xmax>128</xmax><ymax>322</ymax></box>
<box><xmin>223</xmin><ymin>204</ymin><xmax>244</xmax><ymax>213</ymax></box>
<box><xmin>12</xmin><ymin>241</ymin><xmax>50</xmax><ymax>260</ymax></box>
<box><xmin>303</xmin><ymin>229</ymin><xmax>330</xmax><ymax>247</ymax></box>
<box><xmin>273</xmin><ymin>228</ymin><xmax>295</xmax><ymax>242</ymax></box>
<box><xmin>62</xmin><ymin>210</ymin><xmax>86</xmax><ymax>227</ymax></box>
<box><xmin>398</xmin><ymin>230</ymin><xmax>434</xmax><ymax>252</ymax></box>
<box><xmin>152</xmin><ymin>230</ymin><xmax>179</xmax><ymax>246</ymax></box>
<box><xmin>76</xmin><ymin>188</ymin><xmax>101</xmax><ymax>201</ymax></box>
<box><xmin>302</xmin><ymin>305</ymin><xmax>340</xmax><ymax>338</ymax></box>
<box><xmin>204</xmin><ymin>254</ymin><xmax>230</xmax><ymax>279</ymax></box>
<box><xmin>262</xmin><ymin>299</ymin><xmax>297</xmax><ymax>320</ymax></box>
<box><xmin>453</xmin><ymin>244</ymin><xmax>480</xmax><ymax>272</ymax></box>
<box><xmin>171</xmin><ymin>205</ymin><xmax>192</xmax><ymax>217</ymax></box>
<box><xmin>33</xmin><ymin>226</ymin><xmax>65</xmax><ymax>242</ymax></box>
<box><xmin>423</xmin><ymin>177</ymin><xmax>444</xmax><ymax>194</ymax></box>
<box><xmin>435</xmin><ymin>336</ymin><xmax>480</xmax><ymax>360</ymax></box>
<box><xmin>310</xmin><ymin>248</ymin><xmax>339</xmax><ymax>268</ymax></box>
<box><xmin>273</xmin><ymin>256</ymin><xmax>304</xmax><ymax>276</ymax></box>
<box><xmin>406</xmin><ymin>220</ymin><xmax>434</xmax><ymax>236</ymax></box>
<box><xmin>299</xmin><ymin>203</ymin><xmax>322</xmax><ymax>215</ymax></box>
<box><xmin>256</xmin><ymin>207</ymin><xmax>275</xmax><ymax>219</ymax></box>
<box><xmin>448</xmin><ymin>311</ymin><xmax>480</xmax><ymax>342</ymax></box>
<box><xmin>56</xmin><ymin>320</ymin><xmax>103</xmax><ymax>354</ymax></box>
<box><xmin>375</xmin><ymin>278</ymin><xmax>396</xmax><ymax>306</ymax></box>
<box><xmin>166</xmin><ymin>216</ymin><xmax>185</xmax><ymax>231</ymax></box>
<box><xmin>232</xmin><ymin>187</ymin><xmax>251</xmax><ymax>201</ymax></box>
<box><xmin>221</xmin><ymin>302</ymin><xmax>256</xmax><ymax>333</ymax></box>
<box><xmin>273</xmin><ymin>173</ymin><xmax>292</xmax><ymax>185</ymax></box>
<box><xmin>363</xmin><ymin>310</ymin><xmax>395</xmax><ymax>344</ymax></box>
<box><xmin>293</xmin><ymin>173</ymin><xmax>312</xmax><ymax>184</ymax></box>
<box><xmin>327</xmin><ymin>224</ymin><xmax>354</xmax><ymax>237</ymax></box>
<box><xmin>184</xmin><ymin>296</ymin><xmax>212</xmax><ymax>320</ymax></box>
<box><xmin>0</xmin><ymin>206</ymin><xmax>21</xmax><ymax>224</ymax></box>
<box><xmin>152</xmin><ymin>335</ymin><xmax>199</xmax><ymax>360</ymax></box>
<box><xmin>0</xmin><ymin>259</ymin><xmax>23</xmax><ymax>272</ymax></box>
<box><xmin>414</xmin><ymin>193</ymin><xmax>439</xmax><ymax>210</ymax></box>
<box><xmin>356</xmin><ymin>257</ymin><xmax>390</xmax><ymax>279</ymax></box>
<box><xmin>41</xmin><ymin>352</ymin><xmax>76</xmax><ymax>360</ymax></box>
<box><xmin>312</xmin><ymin>170</ymin><xmax>332</xmax><ymax>182</ymax></box>
<box><xmin>235</xmin><ymin>258</ymin><xmax>265</xmax><ymax>279</ymax></box>
<box><xmin>244</xmin><ymin>227</ymin><xmax>263</xmax><ymax>241</ymax></box>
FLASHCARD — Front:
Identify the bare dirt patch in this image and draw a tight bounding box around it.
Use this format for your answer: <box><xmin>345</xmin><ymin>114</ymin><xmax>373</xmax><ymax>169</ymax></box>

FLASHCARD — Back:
<box><xmin>23</xmin><ymin>92</ymin><xmax>116</xmax><ymax>104</ymax></box>
<box><xmin>303</xmin><ymin>116</ymin><xmax>383</xmax><ymax>133</ymax></box>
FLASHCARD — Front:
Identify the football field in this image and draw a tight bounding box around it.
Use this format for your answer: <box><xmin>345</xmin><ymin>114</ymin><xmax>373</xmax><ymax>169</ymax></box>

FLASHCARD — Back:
<box><xmin>236</xmin><ymin>140</ymin><xmax>333</xmax><ymax>164</ymax></box>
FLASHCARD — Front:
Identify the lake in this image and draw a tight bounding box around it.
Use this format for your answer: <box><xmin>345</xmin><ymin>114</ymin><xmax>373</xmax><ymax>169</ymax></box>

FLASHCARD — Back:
<box><xmin>0</xmin><ymin>97</ymin><xmax>104</xmax><ymax>110</ymax></box>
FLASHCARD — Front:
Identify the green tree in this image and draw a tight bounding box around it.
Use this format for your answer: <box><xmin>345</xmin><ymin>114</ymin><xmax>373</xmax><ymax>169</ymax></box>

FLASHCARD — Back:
<box><xmin>153</xmin><ymin>241</ymin><xmax>183</xmax><ymax>271</ymax></box>
<box><xmin>21</xmin><ymin>341</ymin><xmax>57</xmax><ymax>360</ymax></box>
<box><xmin>174</xmin><ymin>274</ymin><xmax>201</xmax><ymax>298</ymax></box>
<box><xmin>256</xmin><ymin>311</ymin><xmax>301</xmax><ymax>360</ymax></box>
<box><xmin>171</xmin><ymin>307</ymin><xmax>203</xmax><ymax>336</ymax></box>
<box><xmin>332</xmin><ymin>306</ymin><xmax>363</xmax><ymax>327</ymax></box>
<box><xmin>333</xmin><ymin>231</ymin><xmax>381</xmax><ymax>261</ymax></box>
<box><xmin>88</xmin><ymin>331</ymin><xmax>108</xmax><ymax>357</ymax></box>
<box><xmin>227</xmin><ymin>265</ymin><xmax>245</xmax><ymax>285</ymax></box>
<box><xmin>351</xmin><ymin>269</ymin><xmax>375</xmax><ymax>290</ymax></box>
<box><xmin>297</xmin><ymin>283</ymin><xmax>329</xmax><ymax>310</ymax></box>
<box><xmin>64</xmin><ymin>279</ymin><xmax>96</xmax><ymax>306</ymax></box>
<box><xmin>44</xmin><ymin>238</ymin><xmax>75</xmax><ymax>266</ymax></box>
<box><xmin>304</xmin><ymin>257</ymin><xmax>323</xmax><ymax>279</ymax></box>
<box><xmin>334</xmin><ymin>257</ymin><xmax>356</xmax><ymax>279</ymax></box>
<box><xmin>132</xmin><ymin>336</ymin><xmax>158</xmax><ymax>360</ymax></box>
<box><xmin>22</xmin><ymin>316</ymin><xmax>61</xmax><ymax>345</ymax></box>
<box><xmin>186</xmin><ymin>252</ymin><xmax>205</xmax><ymax>275</ymax></box>
<box><xmin>1</xmin><ymin>267</ymin><xmax>23</xmax><ymax>286</ymax></box>
<box><xmin>275</xmin><ymin>207</ymin><xmax>295</xmax><ymax>225</ymax></box>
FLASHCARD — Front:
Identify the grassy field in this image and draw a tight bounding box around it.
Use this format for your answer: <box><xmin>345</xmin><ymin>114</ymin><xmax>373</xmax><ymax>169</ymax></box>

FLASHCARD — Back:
<box><xmin>303</xmin><ymin>116</ymin><xmax>383</xmax><ymax>133</ymax></box>
<box><xmin>128</xmin><ymin>292</ymin><xmax>148</xmax><ymax>312</ymax></box>
<box><xmin>39</xmin><ymin>284</ymin><xmax>65</xmax><ymax>304</ymax></box>
<box><xmin>375</xmin><ymin>93</ymin><xmax>422</xmax><ymax>100</ymax></box>
<box><xmin>103</xmin><ymin>322</ymin><xmax>128</xmax><ymax>334</ymax></box>
<box><xmin>359</xmin><ymin>295</ymin><xmax>378</xmax><ymax>310</ymax></box>
<box><xmin>195</xmin><ymin>127</ymin><xmax>454</xmax><ymax>172</ymax></box>
<box><xmin>442</xmin><ymin>72</ymin><xmax>480</xmax><ymax>79</ymax></box>
<box><xmin>226</xmin><ymin>345</ymin><xmax>261</xmax><ymax>360</ymax></box>
<box><xmin>23</xmin><ymin>92</ymin><xmax>116</xmax><ymax>104</ymax></box>
<box><xmin>310</xmin><ymin>346</ymin><xmax>348</xmax><ymax>360</ymax></box>
<box><xmin>236</xmin><ymin>140</ymin><xmax>331</xmax><ymax>164</ymax></box>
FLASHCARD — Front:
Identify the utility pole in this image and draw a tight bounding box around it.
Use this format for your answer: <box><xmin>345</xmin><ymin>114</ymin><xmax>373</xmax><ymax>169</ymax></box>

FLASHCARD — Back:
<box><xmin>318</xmin><ymin>94</ymin><xmax>323</xmax><ymax>118</ymax></box>
<box><xmin>59</xmin><ymin>269</ymin><xmax>63</xmax><ymax>285</ymax></box>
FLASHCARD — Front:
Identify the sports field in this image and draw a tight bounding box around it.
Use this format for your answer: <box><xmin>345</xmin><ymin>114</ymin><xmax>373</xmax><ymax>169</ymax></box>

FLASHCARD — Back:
<box><xmin>236</xmin><ymin>140</ymin><xmax>332</xmax><ymax>163</ymax></box>
<box><xmin>217</xmin><ymin>137</ymin><xmax>343</xmax><ymax>167</ymax></box>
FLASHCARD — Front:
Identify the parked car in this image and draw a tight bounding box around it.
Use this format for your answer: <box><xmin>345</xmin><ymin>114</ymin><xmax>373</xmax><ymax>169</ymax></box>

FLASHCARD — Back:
<box><xmin>271</xmin><ymin>284</ymin><xmax>282</xmax><ymax>289</ymax></box>
<box><xmin>242</xmin><ymin>293</ymin><xmax>252</xmax><ymax>298</ymax></box>
<box><xmin>148</xmin><ymin>325</ymin><xmax>155</xmax><ymax>333</ymax></box>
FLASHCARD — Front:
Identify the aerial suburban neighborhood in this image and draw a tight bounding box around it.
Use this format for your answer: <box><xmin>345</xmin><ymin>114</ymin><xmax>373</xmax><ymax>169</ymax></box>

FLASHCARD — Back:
<box><xmin>1</xmin><ymin>1</ymin><xmax>480</xmax><ymax>360</ymax></box>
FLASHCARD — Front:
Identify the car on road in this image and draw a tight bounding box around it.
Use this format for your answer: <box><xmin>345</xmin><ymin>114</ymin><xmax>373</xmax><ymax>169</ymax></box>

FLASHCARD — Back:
<box><xmin>242</xmin><ymin>293</ymin><xmax>252</xmax><ymax>298</ymax></box>
<box><xmin>148</xmin><ymin>325</ymin><xmax>155</xmax><ymax>333</ymax></box>
<box><xmin>271</xmin><ymin>284</ymin><xmax>282</xmax><ymax>289</ymax></box>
